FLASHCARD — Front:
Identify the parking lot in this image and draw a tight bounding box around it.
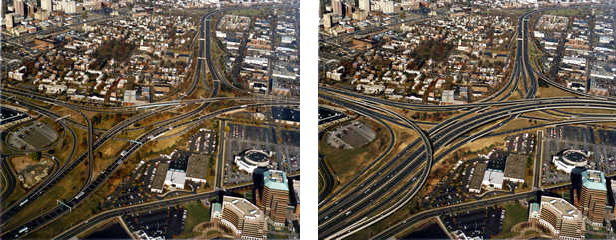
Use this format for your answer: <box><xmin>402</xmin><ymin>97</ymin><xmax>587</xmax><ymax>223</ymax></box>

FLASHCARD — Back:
<box><xmin>223</xmin><ymin>123</ymin><xmax>300</xmax><ymax>185</ymax></box>
<box><xmin>187</xmin><ymin>128</ymin><xmax>217</xmax><ymax>154</ymax></box>
<box><xmin>7</xmin><ymin>121</ymin><xmax>58</xmax><ymax>151</ymax></box>
<box><xmin>541</xmin><ymin>126</ymin><xmax>616</xmax><ymax>186</ymax></box>
<box><xmin>442</xmin><ymin>206</ymin><xmax>505</xmax><ymax>239</ymax></box>
<box><xmin>123</xmin><ymin>206</ymin><xmax>186</xmax><ymax>239</ymax></box>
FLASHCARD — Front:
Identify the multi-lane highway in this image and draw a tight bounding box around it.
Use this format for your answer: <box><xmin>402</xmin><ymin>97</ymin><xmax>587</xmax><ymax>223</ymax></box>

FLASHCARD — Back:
<box><xmin>1</xmin><ymin>5</ymin><xmax>298</xmax><ymax>238</ymax></box>
<box><xmin>318</xmin><ymin>5</ymin><xmax>616</xmax><ymax>239</ymax></box>
<box><xmin>52</xmin><ymin>184</ymin><xmax>252</xmax><ymax>240</ymax></box>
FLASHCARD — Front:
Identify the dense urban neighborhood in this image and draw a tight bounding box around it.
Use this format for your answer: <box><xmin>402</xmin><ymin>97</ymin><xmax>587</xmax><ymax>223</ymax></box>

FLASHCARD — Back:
<box><xmin>318</xmin><ymin>0</ymin><xmax>616</xmax><ymax>239</ymax></box>
<box><xmin>0</xmin><ymin>0</ymin><xmax>299</xmax><ymax>239</ymax></box>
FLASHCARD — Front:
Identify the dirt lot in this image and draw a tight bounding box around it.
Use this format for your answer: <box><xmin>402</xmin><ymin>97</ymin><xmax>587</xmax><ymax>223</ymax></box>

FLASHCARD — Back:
<box><xmin>10</xmin><ymin>155</ymin><xmax>45</xmax><ymax>172</ymax></box>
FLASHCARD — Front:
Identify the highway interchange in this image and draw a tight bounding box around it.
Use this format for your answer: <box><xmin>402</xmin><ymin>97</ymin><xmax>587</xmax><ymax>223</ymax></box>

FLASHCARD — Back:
<box><xmin>0</xmin><ymin>5</ymin><xmax>298</xmax><ymax>239</ymax></box>
<box><xmin>318</xmin><ymin>5</ymin><xmax>616</xmax><ymax>239</ymax></box>
<box><xmin>2</xmin><ymin>3</ymin><xmax>616</xmax><ymax>239</ymax></box>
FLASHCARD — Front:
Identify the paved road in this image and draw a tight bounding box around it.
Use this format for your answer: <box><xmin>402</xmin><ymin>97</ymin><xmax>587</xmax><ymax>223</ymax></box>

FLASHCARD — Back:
<box><xmin>54</xmin><ymin>184</ymin><xmax>253</xmax><ymax>240</ymax></box>
<box><xmin>0</xmin><ymin>5</ymin><xmax>298</xmax><ymax>238</ymax></box>
<box><xmin>317</xmin><ymin>6</ymin><xmax>616</xmax><ymax>239</ymax></box>
<box><xmin>318</xmin><ymin>107</ymin><xmax>395</xmax><ymax>206</ymax></box>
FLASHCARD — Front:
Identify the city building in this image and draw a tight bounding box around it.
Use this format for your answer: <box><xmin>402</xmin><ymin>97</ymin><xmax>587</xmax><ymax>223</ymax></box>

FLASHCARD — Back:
<box><xmin>1</xmin><ymin>0</ymin><xmax>6</xmax><ymax>14</ymax></box>
<box><xmin>150</xmin><ymin>162</ymin><xmax>169</xmax><ymax>193</ymax></box>
<box><xmin>185</xmin><ymin>154</ymin><xmax>208</xmax><ymax>184</ymax></box>
<box><xmin>503</xmin><ymin>154</ymin><xmax>526</xmax><ymax>184</ymax></box>
<box><xmin>234</xmin><ymin>149</ymin><xmax>272</xmax><ymax>174</ymax></box>
<box><xmin>323</xmin><ymin>13</ymin><xmax>332</xmax><ymax>30</ymax></box>
<box><xmin>552</xmin><ymin>149</ymin><xmax>590</xmax><ymax>173</ymax></box>
<box><xmin>62</xmin><ymin>0</ymin><xmax>77</xmax><ymax>14</ymax></box>
<box><xmin>163</xmin><ymin>169</ymin><xmax>186</xmax><ymax>190</ymax></box>
<box><xmin>381</xmin><ymin>0</ymin><xmax>394</xmax><ymax>14</ymax></box>
<box><xmin>441</xmin><ymin>90</ymin><xmax>455</xmax><ymax>104</ymax></box>
<box><xmin>332</xmin><ymin>0</ymin><xmax>343</xmax><ymax>16</ymax></box>
<box><xmin>359</xmin><ymin>0</ymin><xmax>370</xmax><ymax>11</ymax></box>
<box><xmin>344</xmin><ymin>2</ymin><xmax>353</xmax><ymax>18</ymax></box>
<box><xmin>41</xmin><ymin>0</ymin><xmax>52</xmax><ymax>11</ymax></box>
<box><xmin>13</xmin><ymin>0</ymin><xmax>24</xmax><ymax>16</ymax></box>
<box><xmin>576</xmin><ymin>169</ymin><xmax>607</xmax><ymax>226</ymax></box>
<box><xmin>468</xmin><ymin>162</ymin><xmax>486</xmax><ymax>193</ymax></box>
<box><xmin>292</xmin><ymin>179</ymin><xmax>299</xmax><ymax>216</ymax></box>
<box><xmin>26</xmin><ymin>1</ymin><xmax>35</xmax><ymax>17</ymax></box>
<box><xmin>529</xmin><ymin>196</ymin><xmax>585</xmax><ymax>240</ymax></box>
<box><xmin>481</xmin><ymin>169</ymin><xmax>503</xmax><ymax>190</ymax></box>
<box><xmin>5</xmin><ymin>13</ymin><xmax>14</xmax><ymax>29</ymax></box>
<box><xmin>162</xmin><ymin>151</ymin><xmax>190</xmax><ymax>190</ymax></box>
<box><xmin>611</xmin><ymin>179</ymin><xmax>616</xmax><ymax>215</ymax></box>
<box><xmin>212</xmin><ymin>196</ymin><xmax>267</xmax><ymax>240</ymax></box>
<box><xmin>261</xmin><ymin>170</ymin><xmax>289</xmax><ymax>227</ymax></box>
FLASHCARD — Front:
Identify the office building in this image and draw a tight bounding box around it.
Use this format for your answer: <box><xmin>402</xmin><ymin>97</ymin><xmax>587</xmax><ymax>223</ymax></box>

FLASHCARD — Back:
<box><xmin>323</xmin><ymin>13</ymin><xmax>332</xmax><ymax>30</ymax></box>
<box><xmin>577</xmin><ymin>169</ymin><xmax>607</xmax><ymax>226</ymax></box>
<box><xmin>62</xmin><ymin>0</ymin><xmax>76</xmax><ymax>14</ymax></box>
<box><xmin>13</xmin><ymin>0</ymin><xmax>24</xmax><ymax>16</ymax></box>
<box><xmin>529</xmin><ymin>196</ymin><xmax>585</xmax><ymax>240</ymax></box>
<box><xmin>26</xmin><ymin>1</ymin><xmax>35</xmax><ymax>17</ymax></box>
<box><xmin>344</xmin><ymin>2</ymin><xmax>353</xmax><ymax>18</ymax></box>
<box><xmin>261</xmin><ymin>170</ymin><xmax>289</xmax><ymax>226</ymax></box>
<box><xmin>2</xmin><ymin>0</ymin><xmax>8</xmax><ymax>14</ymax></box>
<box><xmin>5</xmin><ymin>13</ymin><xmax>14</xmax><ymax>29</ymax></box>
<box><xmin>41</xmin><ymin>0</ymin><xmax>52</xmax><ymax>11</ymax></box>
<box><xmin>332</xmin><ymin>0</ymin><xmax>343</xmax><ymax>16</ymax></box>
<box><xmin>292</xmin><ymin>179</ymin><xmax>300</xmax><ymax>216</ymax></box>
<box><xmin>381</xmin><ymin>0</ymin><xmax>394</xmax><ymax>14</ymax></box>
<box><xmin>212</xmin><ymin>196</ymin><xmax>267</xmax><ymax>240</ymax></box>
<box><xmin>359</xmin><ymin>0</ymin><xmax>370</xmax><ymax>11</ymax></box>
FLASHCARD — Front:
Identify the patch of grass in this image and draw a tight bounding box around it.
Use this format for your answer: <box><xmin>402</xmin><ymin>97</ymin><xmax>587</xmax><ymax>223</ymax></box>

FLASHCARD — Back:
<box><xmin>547</xmin><ymin>9</ymin><xmax>582</xmax><ymax>17</ymax></box>
<box><xmin>268</xmin><ymin>233</ymin><xmax>290</xmax><ymax>239</ymax></box>
<box><xmin>176</xmin><ymin>201</ymin><xmax>211</xmax><ymax>238</ymax></box>
<box><xmin>495</xmin><ymin>201</ymin><xmax>528</xmax><ymax>238</ymax></box>
<box><xmin>27</xmin><ymin>151</ymin><xmax>145</xmax><ymax>238</ymax></box>
<box><xmin>1</xmin><ymin>180</ymin><xmax>26</xmax><ymax>209</ymax></box>
<box><xmin>535</xmin><ymin>85</ymin><xmax>576</xmax><ymax>98</ymax></box>
<box><xmin>587</xmin><ymin>233</ymin><xmax>607</xmax><ymax>239</ymax></box>
<box><xmin>319</xmin><ymin>118</ymin><xmax>391</xmax><ymax>189</ymax></box>
<box><xmin>227</xmin><ymin>9</ymin><xmax>263</xmax><ymax>16</ymax></box>
<box><xmin>4</xmin><ymin>160</ymin><xmax>87</xmax><ymax>232</ymax></box>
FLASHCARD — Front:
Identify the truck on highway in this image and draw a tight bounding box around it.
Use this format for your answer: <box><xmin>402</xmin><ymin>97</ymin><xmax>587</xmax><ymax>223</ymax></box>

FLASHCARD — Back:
<box><xmin>18</xmin><ymin>227</ymin><xmax>29</xmax><ymax>234</ymax></box>
<box><xmin>74</xmin><ymin>191</ymin><xmax>85</xmax><ymax>199</ymax></box>
<box><xmin>19</xmin><ymin>199</ymin><xmax>29</xmax><ymax>207</ymax></box>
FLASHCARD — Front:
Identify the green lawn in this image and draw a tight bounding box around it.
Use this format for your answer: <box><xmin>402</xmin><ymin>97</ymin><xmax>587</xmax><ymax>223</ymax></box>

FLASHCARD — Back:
<box><xmin>268</xmin><ymin>233</ymin><xmax>290</xmax><ymax>239</ymax></box>
<box><xmin>176</xmin><ymin>201</ymin><xmax>211</xmax><ymax>238</ymax></box>
<box><xmin>546</xmin><ymin>9</ymin><xmax>583</xmax><ymax>17</ymax></box>
<box><xmin>227</xmin><ymin>9</ymin><xmax>263</xmax><ymax>16</ymax></box>
<box><xmin>495</xmin><ymin>201</ymin><xmax>529</xmax><ymax>238</ymax></box>
<box><xmin>319</xmin><ymin>118</ymin><xmax>391</xmax><ymax>189</ymax></box>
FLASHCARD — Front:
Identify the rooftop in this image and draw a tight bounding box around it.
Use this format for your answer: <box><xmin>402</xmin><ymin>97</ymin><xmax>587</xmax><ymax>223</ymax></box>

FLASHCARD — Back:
<box><xmin>264</xmin><ymin>170</ymin><xmax>289</xmax><ymax>191</ymax></box>
<box><xmin>504</xmin><ymin>154</ymin><xmax>526</xmax><ymax>180</ymax></box>
<box><xmin>212</xmin><ymin>202</ymin><xmax>222</xmax><ymax>216</ymax></box>
<box><xmin>469</xmin><ymin>162</ymin><xmax>487</xmax><ymax>191</ymax></box>
<box><xmin>542</xmin><ymin>196</ymin><xmax>582</xmax><ymax>218</ymax></box>
<box><xmin>151</xmin><ymin>162</ymin><xmax>169</xmax><ymax>191</ymax></box>
<box><xmin>186</xmin><ymin>154</ymin><xmax>207</xmax><ymax>180</ymax></box>
<box><xmin>164</xmin><ymin>169</ymin><xmax>186</xmax><ymax>187</ymax></box>
<box><xmin>223</xmin><ymin>196</ymin><xmax>263</xmax><ymax>218</ymax></box>
<box><xmin>582</xmin><ymin>169</ymin><xmax>606</xmax><ymax>191</ymax></box>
